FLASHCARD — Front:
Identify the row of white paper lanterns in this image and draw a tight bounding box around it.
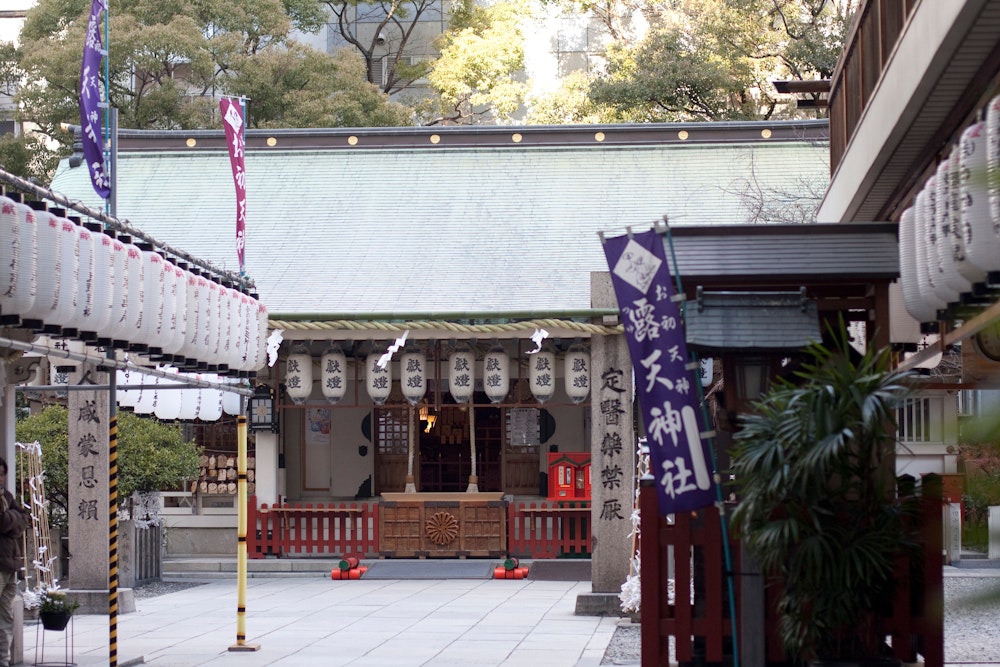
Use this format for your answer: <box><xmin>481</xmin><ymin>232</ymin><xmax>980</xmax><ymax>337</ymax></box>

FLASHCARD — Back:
<box><xmin>899</xmin><ymin>93</ymin><xmax>1000</xmax><ymax>323</ymax></box>
<box><xmin>284</xmin><ymin>345</ymin><xmax>592</xmax><ymax>406</ymax></box>
<box><xmin>0</xmin><ymin>196</ymin><xmax>267</xmax><ymax>373</ymax></box>
<box><xmin>37</xmin><ymin>336</ymin><xmax>243</xmax><ymax>421</ymax></box>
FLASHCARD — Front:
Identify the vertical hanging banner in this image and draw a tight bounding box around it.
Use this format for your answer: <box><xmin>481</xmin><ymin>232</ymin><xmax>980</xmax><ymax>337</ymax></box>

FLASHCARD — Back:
<box><xmin>79</xmin><ymin>0</ymin><xmax>110</xmax><ymax>199</ymax></box>
<box><xmin>220</xmin><ymin>97</ymin><xmax>247</xmax><ymax>272</ymax></box>
<box><xmin>603</xmin><ymin>229</ymin><xmax>717</xmax><ymax>515</ymax></box>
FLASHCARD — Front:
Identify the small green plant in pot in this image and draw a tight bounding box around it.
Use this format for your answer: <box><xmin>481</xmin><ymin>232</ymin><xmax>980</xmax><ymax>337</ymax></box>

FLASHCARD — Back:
<box><xmin>37</xmin><ymin>589</ymin><xmax>80</xmax><ymax>631</ymax></box>
<box><xmin>730</xmin><ymin>328</ymin><xmax>920</xmax><ymax>665</ymax></box>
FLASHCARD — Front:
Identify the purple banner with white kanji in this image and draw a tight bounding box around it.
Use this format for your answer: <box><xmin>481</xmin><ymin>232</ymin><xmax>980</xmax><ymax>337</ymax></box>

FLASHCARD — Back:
<box><xmin>603</xmin><ymin>229</ymin><xmax>717</xmax><ymax>515</ymax></box>
<box><xmin>220</xmin><ymin>97</ymin><xmax>247</xmax><ymax>272</ymax></box>
<box><xmin>79</xmin><ymin>0</ymin><xmax>110</xmax><ymax>199</ymax></box>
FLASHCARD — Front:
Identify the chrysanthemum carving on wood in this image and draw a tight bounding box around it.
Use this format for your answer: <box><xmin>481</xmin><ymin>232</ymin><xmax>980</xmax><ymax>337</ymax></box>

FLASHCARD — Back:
<box><xmin>425</xmin><ymin>511</ymin><xmax>459</xmax><ymax>545</ymax></box>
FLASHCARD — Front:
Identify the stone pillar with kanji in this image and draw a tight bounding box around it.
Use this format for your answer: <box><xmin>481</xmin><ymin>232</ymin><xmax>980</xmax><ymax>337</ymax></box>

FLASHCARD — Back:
<box><xmin>67</xmin><ymin>363</ymin><xmax>134</xmax><ymax>613</ymax></box>
<box><xmin>576</xmin><ymin>272</ymin><xmax>635</xmax><ymax>615</ymax></box>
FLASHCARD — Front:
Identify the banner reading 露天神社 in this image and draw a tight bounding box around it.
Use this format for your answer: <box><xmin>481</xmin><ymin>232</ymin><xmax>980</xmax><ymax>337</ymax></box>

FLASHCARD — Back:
<box><xmin>220</xmin><ymin>97</ymin><xmax>247</xmax><ymax>272</ymax></box>
<box><xmin>602</xmin><ymin>229</ymin><xmax>717</xmax><ymax>515</ymax></box>
<box><xmin>79</xmin><ymin>0</ymin><xmax>110</xmax><ymax>199</ymax></box>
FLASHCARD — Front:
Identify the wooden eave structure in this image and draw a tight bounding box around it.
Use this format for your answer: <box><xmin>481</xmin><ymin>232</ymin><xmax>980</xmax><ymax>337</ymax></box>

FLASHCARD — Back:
<box><xmin>667</xmin><ymin>222</ymin><xmax>898</xmax><ymax>353</ymax></box>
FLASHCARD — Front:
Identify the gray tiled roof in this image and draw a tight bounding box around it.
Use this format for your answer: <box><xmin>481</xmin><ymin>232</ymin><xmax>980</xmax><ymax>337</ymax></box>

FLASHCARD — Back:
<box><xmin>50</xmin><ymin>124</ymin><xmax>831</xmax><ymax>317</ymax></box>
<box><xmin>684</xmin><ymin>290</ymin><xmax>822</xmax><ymax>351</ymax></box>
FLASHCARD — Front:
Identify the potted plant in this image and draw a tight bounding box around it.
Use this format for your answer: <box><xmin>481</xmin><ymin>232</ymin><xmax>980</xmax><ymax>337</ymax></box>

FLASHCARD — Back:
<box><xmin>37</xmin><ymin>589</ymin><xmax>80</xmax><ymax>631</ymax></box>
<box><xmin>729</xmin><ymin>328</ymin><xmax>920</xmax><ymax>665</ymax></box>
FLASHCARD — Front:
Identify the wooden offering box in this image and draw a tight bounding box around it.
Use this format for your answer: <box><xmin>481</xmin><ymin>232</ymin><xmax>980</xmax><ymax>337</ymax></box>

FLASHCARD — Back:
<box><xmin>379</xmin><ymin>492</ymin><xmax>507</xmax><ymax>558</ymax></box>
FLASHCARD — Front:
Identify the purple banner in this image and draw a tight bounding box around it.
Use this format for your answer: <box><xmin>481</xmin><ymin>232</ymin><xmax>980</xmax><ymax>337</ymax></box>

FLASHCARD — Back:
<box><xmin>220</xmin><ymin>97</ymin><xmax>247</xmax><ymax>272</ymax></box>
<box><xmin>79</xmin><ymin>0</ymin><xmax>110</xmax><ymax>199</ymax></box>
<box><xmin>603</xmin><ymin>229</ymin><xmax>717</xmax><ymax>515</ymax></box>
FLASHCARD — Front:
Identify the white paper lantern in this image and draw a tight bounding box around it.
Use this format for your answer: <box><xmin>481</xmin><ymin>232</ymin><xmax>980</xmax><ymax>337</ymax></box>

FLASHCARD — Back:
<box><xmin>529</xmin><ymin>348</ymin><xmax>556</xmax><ymax>403</ymax></box>
<box><xmin>52</xmin><ymin>212</ymin><xmax>81</xmax><ymax>331</ymax></box>
<box><xmin>915</xmin><ymin>185</ymin><xmax>957</xmax><ymax>305</ymax></box>
<box><xmin>154</xmin><ymin>370</ymin><xmax>183</xmax><ymax>421</ymax></box>
<box><xmin>121</xmin><ymin>237</ymin><xmax>146</xmax><ymax>347</ymax></box>
<box><xmin>227</xmin><ymin>287</ymin><xmax>245</xmax><ymax>371</ymax></box>
<box><xmin>563</xmin><ymin>344</ymin><xmax>590</xmax><ymax>404</ymax></box>
<box><xmin>933</xmin><ymin>154</ymin><xmax>973</xmax><ymax>296</ymax></box>
<box><xmin>106</xmin><ymin>235</ymin><xmax>131</xmax><ymax>344</ymax></box>
<box><xmin>482</xmin><ymin>346</ymin><xmax>510</xmax><ymax>404</ymax></box>
<box><xmin>321</xmin><ymin>347</ymin><xmax>348</xmax><ymax>405</ymax></box>
<box><xmin>74</xmin><ymin>220</ymin><xmax>96</xmax><ymax>337</ymax></box>
<box><xmin>448</xmin><ymin>348</ymin><xmax>475</xmax><ymax>404</ymax></box>
<box><xmin>987</xmin><ymin>93</ymin><xmax>1000</xmax><ymax>233</ymax></box>
<box><xmin>181</xmin><ymin>271</ymin><xmax>204</xmax><ymax>365</ymax></box>
<box><xmin>285</xmin><ymin>347</ymin><xmax>313</xmax><ymax>404</ymax></box>
<box><xmin>216</xmin><ymin>283</ymin><xmax>233</xmax><ymax>369</ymax></box>
<box><xmin>177</xmin><ymin>374</ymin><xmax>200</xmax><ymax>420</ymax></box>
<box><xmin>24</xmin><ymin>203</ymin><xmax>60</xmax><ymax>326</ymax></box>
<box><xmin>960</xmin><ymin>122</ymin><xmax>1000</xmax><ymax>275</ymax></box>
<box><xmin>222</xmin><ymin>379</ymin><xmax>243</xmax><ymax>416</ymax></box>
<box><xmin>253</xmin><ymin>299</ymin><xmax>269</xmax><ymax>372</ymax></box>
<box><xmin>899</xmin><ymin>207</ymin><xmax>941</xmax><ymax>323</ymax></box>
<box><xmin>159</xmin><ymin>260</ymin><xmax>182</xmax><ymax>357</ymax></box>
<box><xmin>0</xmin><ymin>195</ymin><xmax>36</xmax><ymax>321</ymax></box>
<box><xmin>87</xmin><ymin>224</ymin><xmax>114</xmax><ymax>339</ymax></box>
<box><xmin>366</xmin><ymin>351</ymin><xmax>392</xmax><ymax>405</ymax></box>
<box><xmin>198</xmin><ymin>375</ymin><xmax>223</xmax><ymax>421</ymax></box>
<box><xmin>235</xmin><ymin>291</ymin><xmax>252</xmax><ymax>371</ymax></box>
<box><xmin>699</xmin><ymin>358</ymin><xmax>714</xmax><ymax>387</ymax></box>
<box><xmin>400</xmin><ymin>350</ymin><xmax>427</xmax><ymax>405</ymax></box>
<box><xmin>116</xmin><ymin>368</ymin><xmax>138</xmax><ymax>409</ymax></box>
<box><xmin>204</xmin><ymin>278</ymin><xmax>221</xmax><ymax>365</ymax></box>
<box><xmin>135</xmin><ymin>245</ymin><xmax>165</xmax><ymax>351</ymax></box>
<box><xmin>134</xmin><ymin>372</ymin><xmax>158</xmax><ymax>415</ymax></box>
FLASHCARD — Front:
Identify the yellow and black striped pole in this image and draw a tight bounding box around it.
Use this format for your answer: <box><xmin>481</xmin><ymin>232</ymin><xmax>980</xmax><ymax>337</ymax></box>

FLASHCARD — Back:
<box><xmin>109</xmin><ymin>412</ymin><xmax>119</xmax><ymax>667</ymax></box>
<box><xmin>229</xmin><ymin>413</ymin><xmax>260</xmax><ymax>652</ymax></box>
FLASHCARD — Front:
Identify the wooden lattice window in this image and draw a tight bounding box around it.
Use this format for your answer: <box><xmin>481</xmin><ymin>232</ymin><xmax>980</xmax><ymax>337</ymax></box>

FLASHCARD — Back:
<box><xmin>376</xmin><ymin>407</ymin><xmax>409</xmax><ymax>455</ymax></box>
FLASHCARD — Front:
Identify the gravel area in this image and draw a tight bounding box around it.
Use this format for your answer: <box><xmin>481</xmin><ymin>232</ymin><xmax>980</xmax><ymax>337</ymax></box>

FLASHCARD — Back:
<box><xmin>601</xmin><ymin>575</ymin><xmax>1000</xmax><ymax>665</ymax></box>
<box><xmin>132</xmin><ymin>580</ymin><xmax>206</xmax><ymax>600</ymax></box>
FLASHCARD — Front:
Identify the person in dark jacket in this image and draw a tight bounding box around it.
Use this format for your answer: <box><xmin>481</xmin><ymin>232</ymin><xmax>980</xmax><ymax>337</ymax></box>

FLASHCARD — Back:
<box><xmin>0</xmin><ymin>458</ymin><xmax>27</xmax><ymax>667</ymax></box>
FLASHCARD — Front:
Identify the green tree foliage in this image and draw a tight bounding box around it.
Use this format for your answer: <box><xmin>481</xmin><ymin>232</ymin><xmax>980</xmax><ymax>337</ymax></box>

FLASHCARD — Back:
<box><xmin>0</xmin><ymin>133</ymin><xmax>61</xmax><ymax>184</ymax></box>
<box><xmin>420</xmin><ymin>0</ymin><xmax>529</xmax><ymax>125</ymax></box>
<box><xmin>586</xmin><ymin>0</ymin><xmax>858</xmax><ymax>122</ymax></box>
<box><xmin>14</xmin><ymin>0</ymin><xmax>410</xmax><ymax>138</ymax></box>
<box><xmin>15</xmin><ymin>404</ymin><xmax>201</xmax><ymax>527</ymax></box>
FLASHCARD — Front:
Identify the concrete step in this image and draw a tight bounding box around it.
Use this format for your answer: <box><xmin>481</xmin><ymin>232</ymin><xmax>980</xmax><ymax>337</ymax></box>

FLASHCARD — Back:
<box><xmin>164</xmin><ymin>557</ymin><xmax>342</xmax><ymax>579</ymax></box>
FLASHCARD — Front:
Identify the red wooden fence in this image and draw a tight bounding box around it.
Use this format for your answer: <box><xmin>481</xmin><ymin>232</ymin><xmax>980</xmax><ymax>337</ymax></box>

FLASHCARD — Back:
<box><xmin>639</xmin><ymin>475</ymin><xmax>945</xmax><ymax>666</ymax></box>
<box><xmin>247</xmin><ymin>496</ymin><xmax>379</xmax><ymax>558</ymax></box>
<box><xmin>246</xmin><ymin>496</ymin><xmax>593</xmax><ymax>559</ymax></box>
<box><xmin>507</xmin><ymin>500</ymin><xmax>591</xmax><ymax>559</ymax></box>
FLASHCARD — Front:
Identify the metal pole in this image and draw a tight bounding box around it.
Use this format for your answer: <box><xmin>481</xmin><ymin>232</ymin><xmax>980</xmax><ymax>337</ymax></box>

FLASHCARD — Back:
<box><xmin>228</xmin><ymin>414</ymin><xmax>260</xmax><ymax>652</ymax></box>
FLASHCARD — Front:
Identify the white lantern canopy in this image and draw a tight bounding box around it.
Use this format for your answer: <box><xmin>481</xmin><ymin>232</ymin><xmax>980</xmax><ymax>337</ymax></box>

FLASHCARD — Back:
<box><xmin>0</xmin><ymin>195</ymin><xmax>36</xmax><ymax>323</ymax></box>
<box><xmin>915</xmin><ymin>185</ymin><xmax>957</xmax><ymax>305</ymax></box>
<box><xmin>134</xmin><ymin>372</ymin><xmax>158</xmax><ymax>415</ymax></box>
<box><xmin>87</xmin><ymin>223</ymin><xmax>114</xmax><ymax>340</ymax></box>
<box><xmin>181</xmin><ymin>271</ymin><xmax>206</xmax><ymax>366</ymax></box>
<box><xmin>482</xmin><ymin>346</ymin><xmax>510</xmax><ymax>403</ymax></box>
<box><xmin>235</xmin><ymin>291</ymin><xmax>252</xmax><ymax>372</ymax></box>
<box><xmin>159</xmin><ymin>260</ymin><xmax>183</xmax><ymax>358</ymax></box>
<box><xmin>116</xmin><ymin>368</ymin><xmax>138</xmax><ymax>409</ymax></box>
<box><xmin>321</xmin><ymin>347</ymin><xmax>348</xmax><ymax>405</ymax></box>
<box><xmin>228</xmin><ymin>287</ymin><xmax>246</xmax><ymax>371</ymax></box>
<box><xmin>563</xmin><ymin>344</ymin><xmax>590</xmax><ymax>404</ymax></box>
<box><xmin>529</xmin><ymin>348</ymin><xmax>556</xmax><ymax>403</ymax></box>
<box><xmin>107</xmin><ymin>234</ymin><xmax>131</xmax><ymax>345</ymax></box>
<box><xmin>216</xmin><ymin>283</ymin><xmax>233</xmax><ymax>370</ymax></box>
<box><xmin>366</xmin><ymin>351</ymin><xmax>392</xmax><ymax>405</ymax></box>
<box><xmin>400</xmin><ymin>350</ymin><xmax>427</xmax><ymax>405</ymax></box>
<box><xmin>284</xmin><ymin>346</ymin><xmax>313</xmax><ymax>404</ymax></box>
<box><xmin>448</xmin><ymin>348</ymin><xmax>475</xmax><ymax>404</ymax></box>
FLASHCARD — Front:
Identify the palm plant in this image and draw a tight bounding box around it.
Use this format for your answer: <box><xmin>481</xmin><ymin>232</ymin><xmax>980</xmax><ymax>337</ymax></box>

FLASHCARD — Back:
<box><xmin>730</xmin><ymin>327</ymin><xmax>919</xmax><ymax>664</ymax></box>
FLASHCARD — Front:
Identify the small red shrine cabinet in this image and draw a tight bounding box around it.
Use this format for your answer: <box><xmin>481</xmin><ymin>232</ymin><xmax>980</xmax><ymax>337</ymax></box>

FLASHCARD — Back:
<box><xmin>547</xmin><ymin>452</ymin><xmax>592</xmax><ymax>500</ymax></box>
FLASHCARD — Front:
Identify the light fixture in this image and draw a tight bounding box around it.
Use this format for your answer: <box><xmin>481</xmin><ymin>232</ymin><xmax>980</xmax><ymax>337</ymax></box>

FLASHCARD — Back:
<box><xmin>529</xmin><ymin>346</ymin><xmax>556</xmax><ymax>403</ymax></box>
<box><xmin>563</xmin><ymin>343</ymin><xmax>590</xmax><ymax>404</ymax></box>
<box><xmin>419</xmin><ymin>405</ymin><xmax>437</xmax><ymax>432</ymax></box>
<box><xmin>321</xmin><ymin>345</ymin><xmax>347</xmax><ymax>405</ymax></box>
<box><xmin>248</xmin><ymin>384</ymin><xmax>279</xmax><ymax>433</ymax></box>
<box><xmin>483</xmin><ymin>345</ymin><xmax>509</xmax><ymax>403</ymax></box>
<box><xmin>284</xmin><ymin>344</ymin><xmax>313</xmax><ymax>404</ymax></box>
<box><xmin>448</xmin><ymin>346</ymin><xmax>475</xmax><ymax>404</ymax></box>
<box><xmin>401</xmin><ymin>350</ymin><xmax>427</xmax><ymax>405</ymax></box>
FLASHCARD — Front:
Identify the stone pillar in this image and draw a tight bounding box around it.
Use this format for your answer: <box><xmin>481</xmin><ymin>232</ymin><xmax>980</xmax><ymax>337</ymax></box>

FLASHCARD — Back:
<box><xmin>67</xmin><ymin>363</ymin><xmax>133</xmax><ymax>613</ymax></box>
<box><xmin>577</xmin><ymin>272</ymin><xmax>634</xmax><ymax>616</ymax></box>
